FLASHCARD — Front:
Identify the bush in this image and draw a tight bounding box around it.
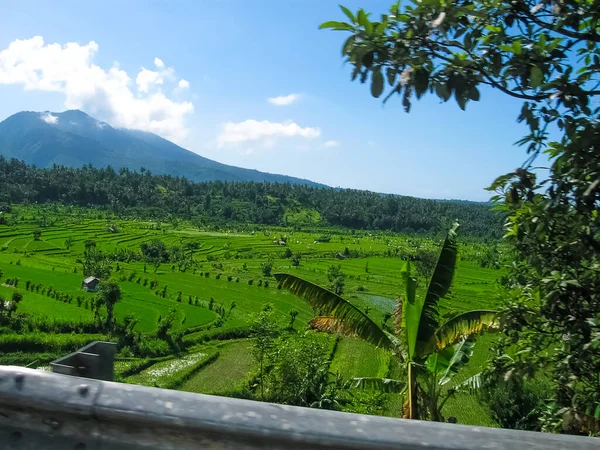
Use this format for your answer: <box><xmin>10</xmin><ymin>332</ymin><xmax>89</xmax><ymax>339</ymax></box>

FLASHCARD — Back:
<box><xmin>264</xmin><ymin>280</ymin><xmax>270</xmax><ymax>288</ymax></box>
<box><xmin>248</xmin><ymin>279</ymin><xmax>253</xmax><ymax>285</ymax></box>
<box><xmin>135</xmin><ymin>338</ymin><xmax>172</xmax><ymax>358</ymax></box>
<box><xmin>481</xmin><ymin>378</ymin><xmax>551</xmax><ymax>431</ymax></box>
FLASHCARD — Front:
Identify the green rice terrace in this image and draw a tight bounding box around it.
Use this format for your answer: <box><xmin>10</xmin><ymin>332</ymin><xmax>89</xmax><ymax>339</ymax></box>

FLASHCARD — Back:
<box><xmin>0</xmin><ymin>205</ymin><xmax>506</xmax><ymax>426</ymax></box>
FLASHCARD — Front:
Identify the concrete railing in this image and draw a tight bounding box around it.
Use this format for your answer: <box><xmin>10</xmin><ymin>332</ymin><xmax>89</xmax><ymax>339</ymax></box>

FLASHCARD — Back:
<box><xmin>0</xmin><ymin>365</ymin><xmax>597</xmax><ymax>450</ymax></box>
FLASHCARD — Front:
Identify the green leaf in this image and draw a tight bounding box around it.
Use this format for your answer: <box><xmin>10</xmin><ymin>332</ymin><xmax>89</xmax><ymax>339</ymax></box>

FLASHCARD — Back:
<box><xmin>403</xmin><ymin>275</ymin><xmax>420</xmax><ymax>360</ymax></box>
<box><xmin>386</xmin><ymin>67</ymin><xmax>397</xmax><ymax>86</ymax></box>
<box><xmin>435</xmin><ymin>82</ymin><xmax>451</xmax><ymax>101</ymax></box>
<box><xmin>512</xmin><ymin>40</ymin><xmax>522</xmax><ymax>55</ymax></box>
<box><xmin>530</xmin><ymin>66</ymin><xmax>543</xmax><ymax>88</ymax></box>
<box><xmin>350</xmin><ymin>377</ymin><xmax>406</xmax><ymax>393</ymax></box>
<box><xmin>371</xmin><ymin>68</ymin><xmax>384</xmax><ymax>98</ymax></box>
<box><xmin>413</xmin><ymin>68</ymin><xmax>429</xmax><ymax>98</ymax></box>
<box><xmin>464</xmin><ymin>32</ymin><xmax>472</xmax><ymax>51</ymax></box>
<box><xmin>339</xmin><ymin>5</ymin><xmax>355</xmax><ymax>23</ymax></box>
<box><xmin>467</xmin><ymin>86</ymin><xmax>480</xmax><ymax>101</ymax></box>
<box><xmin>427</xmin><ymin>310</ymin><xmax>500</xmax><ymax>353</ymax></box>
<box><xmin>341</xmin><ymin>36</ymin><xmax>356</xmax><ymax>56</ymax></box>
<box><xmin>415</xmin><ymin>222</ymin><xmax>459</xmax><ymax>357</ymax></box>
<box><xmin>357</xmin><ymin>9</ymin><xmax>367</xmax><ymax>27</ymax></box>
<box><xmin>319</xmin><ymin>21</ymin><xmax>355</xmax><ymax>31</ymax></box>
<box><xmin>273</xmin><ymin>273</ymin><xmax>394</xmax><ymax>349</ymax></box>
<box><xmin>426</xmin><ymin>338</ymin><xmax>475</xmax><ymax>385</ymax></box>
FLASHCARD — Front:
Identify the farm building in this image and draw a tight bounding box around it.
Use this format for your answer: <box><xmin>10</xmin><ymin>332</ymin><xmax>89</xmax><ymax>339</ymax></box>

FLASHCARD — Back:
<box><xmin>82</xmin><ymin>276</ymin><xmax>100</xmax><ymax>292</ymax></box>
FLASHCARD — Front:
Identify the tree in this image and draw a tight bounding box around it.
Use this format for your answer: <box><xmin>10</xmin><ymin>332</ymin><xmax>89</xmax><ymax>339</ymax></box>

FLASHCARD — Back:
<box><xmin>275</xmin><ymin>223</ymin><xmax>498</xmax><ymax>420</ymax></box>
<box><xmin>321</xmin><ymin>1</ymin><xmax>600</xmax><ymax>431</ymax></box>
<box><xmin>267</xmin><ymin>335</ymin><xmax>340</xmax><ymax>409</ymax></box>
<box><xmin>64</xmin><ymin>237</ymin><xmax>72</xmax><ymax>250</ymax></box>
<box><xmin>97</xmin><ymin>280</ymin><xmax>121</xmax><ymax>329</ymax></box>
<box><xmin>261</xmin><ymin>258</ymin><xmax>274</xmax><ymax>277</ymax></box>
<box><xmin>32</xmin><ymin>229</ymin><xmax>41</xmax><ymax>241</ymax></box>
<box><xmin>327</xmin><ymin>264</ymin><xmax>345</xmax><ymax>296</ymax></box>
<box><xmin>290</xmin><ymin>252</ymin><xmax>302</xmax><ymax>267</ymax></box>
<box><xmin>251</xmin><ymin>305</ymin><xmax>279</xmax><ymax>401</ymax></box>
<box><xmin>414</xmin><ymin>250</ymin><xmax>437</xmax><ymax>285</ymax></box>
<box><xmin>82</xmin><ymin>240</ymin><xmax>111</xmax><ymax>278</ymax></box>
<box><xmin>0</xmin><ymin>291</ymin><xmax>23</xmax><ymax>319</ymax></box>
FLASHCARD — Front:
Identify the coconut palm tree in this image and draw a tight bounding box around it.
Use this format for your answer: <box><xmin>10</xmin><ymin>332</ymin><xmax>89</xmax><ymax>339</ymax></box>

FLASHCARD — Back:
<box><xmin>274</xmin><ymin>222</ymin><xmax>499</xmax><ymax>421</ymax></box>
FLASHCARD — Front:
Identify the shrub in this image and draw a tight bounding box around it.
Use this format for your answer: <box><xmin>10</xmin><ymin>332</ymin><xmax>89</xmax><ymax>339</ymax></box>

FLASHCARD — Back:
<box><xmin>264</xmin><ymin>280</ymin><xmax>269</xmax><ymax>288</ymax></box>
<box><xmin>248</xmin><ymin>279</ymin><xmax>253</xmax><ymax>285</ymax></box>
<box><xmin>481</xmin><ymin>378</ymin><xmax>551</xmax><ymax>431</ymax></box>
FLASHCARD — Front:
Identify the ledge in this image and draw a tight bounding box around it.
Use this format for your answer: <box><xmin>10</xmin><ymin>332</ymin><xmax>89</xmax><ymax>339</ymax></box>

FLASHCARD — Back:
<box><xmin>0</xmin><ymin>366</ymin><xmax>596</xmax><ymax>449</ymax></box>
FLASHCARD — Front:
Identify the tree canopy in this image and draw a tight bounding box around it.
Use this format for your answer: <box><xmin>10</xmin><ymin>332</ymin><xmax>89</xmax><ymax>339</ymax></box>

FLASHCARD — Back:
<box><xmin>0</xmin><ymin>157</ymin><xmax>502</xmax><ymax>238</ymax></box>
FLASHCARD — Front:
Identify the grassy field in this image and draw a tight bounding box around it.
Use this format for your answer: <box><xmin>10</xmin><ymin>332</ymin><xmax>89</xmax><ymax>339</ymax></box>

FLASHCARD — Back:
<box><xmin>181</xmin><ymin>340</ymin><xmax>256</xmax><ymax>395</ymax></box>
<box><xmin>0</xmin><ymin>206</ymin><xmax>504</xmax><ymax>426</ymax></box>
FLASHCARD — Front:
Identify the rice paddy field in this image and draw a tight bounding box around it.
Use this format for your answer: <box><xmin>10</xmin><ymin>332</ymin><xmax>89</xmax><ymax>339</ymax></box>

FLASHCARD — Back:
<box><xmin>0</xmin><ymin>205</ymin><xmax>504</xmax><ymax>426</ymax></box>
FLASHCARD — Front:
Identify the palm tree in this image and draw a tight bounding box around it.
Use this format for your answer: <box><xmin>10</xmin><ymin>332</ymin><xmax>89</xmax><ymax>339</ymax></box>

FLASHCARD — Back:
<box><xmin>274</xmin><ymin>222</ymin><xmax>499</xmax><ymax>421</ymax></box>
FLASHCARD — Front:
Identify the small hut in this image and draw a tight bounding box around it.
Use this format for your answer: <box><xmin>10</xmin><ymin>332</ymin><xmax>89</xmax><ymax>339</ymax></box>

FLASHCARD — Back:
<box><xmin>82</xmin><ymin>276</ymin><xmax>100</xmax><ymax>292</ymax></box>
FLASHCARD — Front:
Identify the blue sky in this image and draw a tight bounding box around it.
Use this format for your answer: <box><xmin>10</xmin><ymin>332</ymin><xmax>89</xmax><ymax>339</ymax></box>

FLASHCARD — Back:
<box><xmin>0</xmin><ymin>0</ymin><xmax>533</xmax><ymax>200</ymax></box>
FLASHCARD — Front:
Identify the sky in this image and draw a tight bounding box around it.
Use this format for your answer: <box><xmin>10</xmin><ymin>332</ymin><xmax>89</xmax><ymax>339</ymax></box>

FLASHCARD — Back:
<box><xmin>0</xmin><ymin>0</ymin><xmax>536</xmax><ymax>201</ymax></box>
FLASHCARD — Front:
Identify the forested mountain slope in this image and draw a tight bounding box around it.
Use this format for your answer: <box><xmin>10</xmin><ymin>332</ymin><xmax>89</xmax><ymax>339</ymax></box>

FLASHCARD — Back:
<box><xmin>0</xmin><ymin>158</ymin><xmax>503</xmax><ymax>238</ymax></box>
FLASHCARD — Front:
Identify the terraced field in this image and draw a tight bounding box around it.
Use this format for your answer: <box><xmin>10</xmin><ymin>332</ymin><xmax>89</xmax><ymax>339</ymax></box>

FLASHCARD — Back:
<box><xmin>0</xmin><ymin>206</ymin><xmax>504</xmax><ymax>426</ymax></box>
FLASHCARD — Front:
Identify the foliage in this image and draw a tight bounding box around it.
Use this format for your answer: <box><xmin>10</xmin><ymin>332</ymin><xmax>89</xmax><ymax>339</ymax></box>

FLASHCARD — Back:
<box><xmin>327</xmin><ymin>264</ymin><xmax>346</xmax><ymax>296</ymax></box>
<box><xmin>266</xmin><ymin>335</ymin><xmax>336</xmax><ymax>408</ymax></box>
<box><xmin>276</xmin><ymin>223</ymin><xmax>499</xmax><ymax>421</ymax></box>
<box><xmin>96</xmin><ymin>280</ymin><xmax>121</xmax><ymax>329</ymax></box>
<box><xmin>0</xmin><ymin>158</ymin><xmax>502</xmax><ymax>238</ymax></box>
<box><xmin>261</xmin><ymin>257</ymin><xmax>273</xmax><ymax>277</ymax></box>
<box><xmin>82</xmin><ymin>240</ymin><xmax>111</xmax><ymax>278</ymax></box>
<box><xmin>322</xmin><ymin>0</ymin><xmax>600</xmax><ymax>431</ymax></box>
<box><xmin>481</xmin><ymin>376</ymin><xmax>551</xmax><ymax>431</ymax></box>
<box><xmin>251</xmin><ymin>305</ymin><xmax>280</xmax><ymax>400</ymax></box>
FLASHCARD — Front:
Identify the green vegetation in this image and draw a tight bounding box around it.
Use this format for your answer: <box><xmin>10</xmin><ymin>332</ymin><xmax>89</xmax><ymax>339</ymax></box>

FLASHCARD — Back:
<box><xmin>0</xmin><ymin>158</ymin><xmax>502</xmax><ymax>239</ymax></box>
<box><xmin>320</xmin><ymin>0</ymin><xmax>600</xmax><ymax>434</ymax></box>
<box><xmin>275</xmin><ymin>222</ymin><xmax>498</xmax><ymax>421</ymax></box>
<box><xmin>0</xmin><ymin>203</ymin><xmax>505</xmax><ymax>426</ymax></box>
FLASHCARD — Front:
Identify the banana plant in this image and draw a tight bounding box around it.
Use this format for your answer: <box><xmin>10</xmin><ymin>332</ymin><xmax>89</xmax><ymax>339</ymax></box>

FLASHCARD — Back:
<box><xmin>274</xmin><ymin>222</ymin><xmax>499</xmax><ymax>420</ymax></box>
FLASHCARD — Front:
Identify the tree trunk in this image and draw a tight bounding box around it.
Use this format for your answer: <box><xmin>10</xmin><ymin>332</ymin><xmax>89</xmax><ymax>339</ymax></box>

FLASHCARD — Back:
<box><xmin>403</xmin><ymin>363</ymin><xmax>419</xmax><ymax>419</ymax></box>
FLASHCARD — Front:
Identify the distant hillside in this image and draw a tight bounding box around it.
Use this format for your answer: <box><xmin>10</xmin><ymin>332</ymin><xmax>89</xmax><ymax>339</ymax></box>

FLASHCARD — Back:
<box><xmin>0</xmin><ymin>158</ymin><xmax>503</xmax><ymax>239</ymax></box>
<box><xmin>0</xmin><ymin>110</ymin><xmax>324</xmax><ymax>186</ymax></box>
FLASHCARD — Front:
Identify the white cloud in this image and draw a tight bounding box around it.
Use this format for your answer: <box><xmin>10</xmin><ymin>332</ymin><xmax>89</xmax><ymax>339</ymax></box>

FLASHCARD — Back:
<box><xmin>0</xmin><ymin>36</ymin><xmax>193</xmax><ymax>143</ymax></box>
<box><xmin>267</xmin><ymin>93</ymin><xmax>301</xmax><ymax>106</ymax></box>
<box><xmin>154</xmin><ymin>57</ymin><xmax>164</xmax><ymax>68</ymax></box>
<box><xmin>136</xmin><ymin>68</ymin><xmax>164</xmax><ymax>93</ymax></box>
<box><xmin>323</xmin><ymin>140</ymin><xmax>339</xmax><ymax>148</ymax></box>
<box><xmin>217</xmin><ymin>119</ymin><xmax>320</xmax><ymax>148</ymax></box>
<box><xmin>40</xmin><ymin>112</ymin><xmax>58</xmax><ymax>124</ymax></box>
<box><xmin>178</xmin><ymin>79</ymin><xmax>189</xmax><ymax>89</ymax></box>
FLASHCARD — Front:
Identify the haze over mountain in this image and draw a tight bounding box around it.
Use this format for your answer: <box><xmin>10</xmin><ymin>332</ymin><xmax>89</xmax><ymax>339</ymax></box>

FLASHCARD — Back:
<box><xmin>0</xmin><ymin>110</ymin><xmax>324</xmax><ymax>186</ymax></box>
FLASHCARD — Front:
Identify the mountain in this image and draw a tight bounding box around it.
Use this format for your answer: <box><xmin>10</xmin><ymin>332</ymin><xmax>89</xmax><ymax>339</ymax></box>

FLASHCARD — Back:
<box><xmin>0</xmin><ymin>110</ymin><xmax>324</xmax><ymax>186</ymax></box>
